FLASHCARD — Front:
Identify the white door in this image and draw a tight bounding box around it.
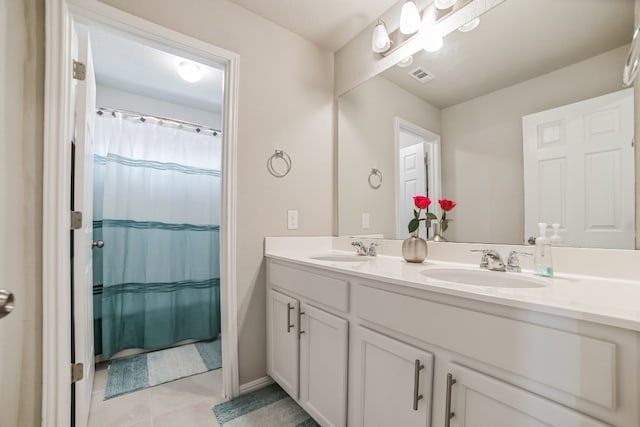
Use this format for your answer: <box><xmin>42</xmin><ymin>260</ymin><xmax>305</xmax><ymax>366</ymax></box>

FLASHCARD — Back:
<box><xmin>267</xmin><ymin>289</ymin><xmax>300</xmax><ymax>398</ymax></box>
<box><xmin>523</xmin><ymin>89</ymin><xmax>634</xmax><ymax>249</ymax></box>
<box><xmin>0</xmin><ymin>1</ymin><xmax>25</xmax><ymax>424</ymax></box>
<box><xmin>299</xmin><ymin>303</ymin><xmax>348</xmax><ymax>427</ymax></box>
<box><xmin>72</xmin><ymin>27</ymin><xmax>97</xmax><ymax>427</ymax></box>
<box><xmin>447</xmin><ymin>363</ymin><xmax>610</xmax><ymax>427</ymax></box>
<box><xmin>397</xmin><ymin>142</ymin><xmax>426</xmax><ymax>239</ymax></box>
<box><xmin>352</xmin><ymin>326</ymin><xmax>434</xmax><ymax>427</ymax></box>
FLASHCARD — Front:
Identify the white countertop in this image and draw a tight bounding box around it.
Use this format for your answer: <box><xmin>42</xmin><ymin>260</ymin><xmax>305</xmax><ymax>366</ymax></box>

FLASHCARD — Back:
<box><xmin>265</xmin><ymin>246</ymin><xmax>640</xmax><ymax>332</ymax></box>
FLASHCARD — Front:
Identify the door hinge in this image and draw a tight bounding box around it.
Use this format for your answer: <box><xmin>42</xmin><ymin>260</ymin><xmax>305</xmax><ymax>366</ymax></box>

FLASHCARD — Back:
<box><xmin>73</xmin><ymin>60</ymin><xmax>86</xmax><ymax>81</ymax></box>
<box><xmin>632</xmin><ymin>137</ymin><xmax>635</xmax><ymax>148</ymax></box>
<box><xmin>70</xmin><ymin>211</ymin><xmax>83</xmax><ymax>230</ymax></box>
<box><xmin>424</xmin><ymin>154</ymin><xmax>430</xmax><ymax>166</ymax></box>
<box><xmin>71</xmin><ymin>362</ymin><xmax>84</xmax><ymax>383</ymax></box>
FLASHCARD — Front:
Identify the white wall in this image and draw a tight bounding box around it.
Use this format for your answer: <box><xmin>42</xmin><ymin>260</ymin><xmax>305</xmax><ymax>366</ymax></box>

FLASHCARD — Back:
<box><xmin>339</xmin><ymin>76</ymin><xmax>441</xmax><ymax>238</ymax></box>
<box><xmin>96</xmin><ymin>84</ymin><xmax>222</xmax><ymax>129</ymax></box>
<box><xmin>0</xmin><ymin>0</ymin><xmax>43</xmax><ymax>425</ymax></box>
<box><xmin>100</xmin><ymin>0</ymin><xmax>335</xmax><ymax>385</ymax></box>
<box><xmin>441</xmin><ymin>45</ymin><xmax>629</xmax><ymax>244</ymax></box>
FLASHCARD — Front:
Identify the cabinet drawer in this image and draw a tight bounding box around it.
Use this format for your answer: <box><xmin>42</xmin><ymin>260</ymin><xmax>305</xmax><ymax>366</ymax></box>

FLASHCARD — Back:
<box><xmin>354</xmin><ymin>284</ymin><xmax>616</xmax><ymax>409</ymax></box>
<box><xmin>448</xmin><ymin>363</ymin><xmax>610</xmax><ymax>427</ymax></box>
<box><xmin>269</xmin><ymin>262</ymin><xmax>349</xmax><ymax>312</ymax></box>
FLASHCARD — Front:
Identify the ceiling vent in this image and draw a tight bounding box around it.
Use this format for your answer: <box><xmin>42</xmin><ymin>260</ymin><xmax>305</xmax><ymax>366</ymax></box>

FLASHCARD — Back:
<box><xmin>409</xmin><ymin>66</ymin><xmax>435</xmax><ymax>83</ymax></box>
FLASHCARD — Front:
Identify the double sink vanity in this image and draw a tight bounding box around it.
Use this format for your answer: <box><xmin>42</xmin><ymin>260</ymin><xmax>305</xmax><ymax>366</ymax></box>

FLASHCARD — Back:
<box><xmin>265</xmin><ymin>237</ymin><xmax>640</xmax><ymax>427</ymax></box>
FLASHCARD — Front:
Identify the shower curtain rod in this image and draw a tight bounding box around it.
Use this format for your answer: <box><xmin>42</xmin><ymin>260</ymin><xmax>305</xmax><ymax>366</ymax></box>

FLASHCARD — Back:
<box><xmin>97</xmin><ymin>107</ymin><xmax>222</xmax><ymax>136</ymax></box>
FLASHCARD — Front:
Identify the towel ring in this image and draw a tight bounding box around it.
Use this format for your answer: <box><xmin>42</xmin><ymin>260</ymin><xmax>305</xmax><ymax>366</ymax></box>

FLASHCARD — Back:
<box><xmin>368</xmin><ymin>168</ymin><xmax>383</xmax><ymax>189</ymax></box>
<box><xmin>623</xmin><ymin>24</ymin><xmax>640</xmax><ymax>86</ymax></box>
<box><xmin>267</xmin><ymin>149</ymin><xmax>292</xmax><ymax>178</ymax></box>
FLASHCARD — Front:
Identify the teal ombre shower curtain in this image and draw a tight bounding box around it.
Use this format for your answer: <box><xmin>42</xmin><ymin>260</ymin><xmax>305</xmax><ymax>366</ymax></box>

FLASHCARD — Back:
<box><xmin>93</xmin><ymin>112</ymin><xmax>221</xmax><ymax>359</ymax></box>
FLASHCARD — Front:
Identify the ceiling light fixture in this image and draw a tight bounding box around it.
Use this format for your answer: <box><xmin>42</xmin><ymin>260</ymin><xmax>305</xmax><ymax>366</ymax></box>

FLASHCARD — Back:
<box><xmin>458</xmin><ymin>17</ymin><xmax>480</xmax><ymax>32</ymax></box>
<box><xmin>371</xmin><ymin>20</ymin><xmax>391</xmax><ymax>53</ymax></box>
<box><xmin>400</xmin><ymin>1</ymin><xmax>422</xmax><ymax>35</ymax></box>
<box><xmin>397</xmin><ymin>56</ymin><xmax>414</xmax><ymax>68</ymax></box>
<box><xmin>434</xmin><ymin>0</ymin><xmax>457</xmax><ymax>10</ymax></box>
<box><xmin>177</xmin><ymin>61</ymin><xmax>203</xmax><ymax>83</ymax></box>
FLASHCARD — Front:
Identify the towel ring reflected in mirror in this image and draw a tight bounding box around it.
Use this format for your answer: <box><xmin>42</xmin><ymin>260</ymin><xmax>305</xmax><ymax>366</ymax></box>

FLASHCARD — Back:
<box><xmin>368</xmin><ymin>168</ymin><xmax>383</xmax><ymax>189</ymax></box>
<box><xmin>623</xmin><ymin>24</ymin><xmax>640</xmax><ymax>86</ymax></box>
<box><xmin>267</xmin><ymin>149</ymin><xmax>292</xmax><ymax>178</ymax></box>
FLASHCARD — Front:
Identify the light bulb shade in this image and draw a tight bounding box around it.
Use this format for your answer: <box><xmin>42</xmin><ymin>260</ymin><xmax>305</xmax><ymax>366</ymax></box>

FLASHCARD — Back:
<box><xmin>177</xmin><ymin>61</ymin><xmax>203</xmax><ymax>83</ymax></box>
<box><xmin>371</xmin><ymin>22</ymin><xmax>391</xmax><ymax>53</ymax></box>
<box><xmin>434</xmin><ymin>0</ymin><xmax>457</xmax><ymax>10</ymax></box>
<box><xmin>397</xmin><ymin>55</ymin><xmax>414</xmax><ymax>68</ymax></box>
<box><xmin>458</xmin><ymin>17</ymin><xmax>480</xmax><ymax>32</ymax></box>
<box><xmin>423</xmin><ymin>32</ymin><xmax>443</xmax><ymax>53</ymax></box>
<box><xmin>400</xmin><ymin>1</ymin><xmax>421</xmax><ymax>35</ymax></box>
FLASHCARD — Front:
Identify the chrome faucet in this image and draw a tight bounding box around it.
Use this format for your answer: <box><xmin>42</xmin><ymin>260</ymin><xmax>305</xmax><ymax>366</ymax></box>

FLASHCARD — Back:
<box><xmin>351</xmin><ymin>241</ymin><xmax>378</xmax><ymax>257</ymax></box>
<box><xmin>351</xmin><ymin>241</ymin><xmax>368</xmax><ymax>256</ymax></box>
<box><xmin>471</xmin><ymin>249</ymin><xmax>506</xmax><ymax>272</ymax></box>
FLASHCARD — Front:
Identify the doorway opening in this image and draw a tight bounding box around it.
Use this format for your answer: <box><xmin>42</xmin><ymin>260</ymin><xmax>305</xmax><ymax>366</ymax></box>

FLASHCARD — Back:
<box><xmin>43</xmin><ymin>3</ymin><xmax>239</xmax><ymax>427</ymax></box>
<box><xmin>394</xmin><ymin>118</ymin><xmax>442</xmax><ymax>239</ymax></box>
<box><xmin>72</xmin><ymin>25</ymin><xmax>227</xmax><ymax>426</ymax></box>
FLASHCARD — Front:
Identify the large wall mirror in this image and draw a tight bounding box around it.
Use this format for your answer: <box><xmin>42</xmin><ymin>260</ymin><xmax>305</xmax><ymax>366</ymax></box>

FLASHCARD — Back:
<box><xmin>338</xmin><ymin>0</ymin><xmax>636</xmax><ymax>249</ymax></box>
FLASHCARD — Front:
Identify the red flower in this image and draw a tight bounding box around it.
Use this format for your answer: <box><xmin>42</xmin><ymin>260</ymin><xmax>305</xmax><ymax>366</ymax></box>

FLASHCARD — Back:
<box><xmin>413</xmin><ymin>196</ymin><xmax>431</xmax><ymax>210</ymax></box>
<box><xmin>439</xmin><ymin>199</ymin><xmax>457</xmax><ymax>211</ymax></box>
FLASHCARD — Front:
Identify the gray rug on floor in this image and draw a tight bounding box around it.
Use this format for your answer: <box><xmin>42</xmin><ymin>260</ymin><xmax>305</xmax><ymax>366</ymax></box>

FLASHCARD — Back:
<box><xmin>213</xmin><ymin>383</ymin><xmax>319</xmax><ymax>426</ymax></box>
<box><xmin>104</xmin><ymin>339</ymin><xmax>222</xmax><ymax>400</ymax></box>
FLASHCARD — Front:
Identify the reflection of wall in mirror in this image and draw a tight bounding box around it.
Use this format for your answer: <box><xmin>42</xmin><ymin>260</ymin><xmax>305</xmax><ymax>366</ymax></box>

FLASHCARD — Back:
<box><xmin>441</xmin><ymin>45</ymin><xmax>629</xmax><ymax>245</ymax></box>
<box><xmin>339</xmin><ymin>76</ymin><xmax>440</xmax><ymax>238</ymax></box>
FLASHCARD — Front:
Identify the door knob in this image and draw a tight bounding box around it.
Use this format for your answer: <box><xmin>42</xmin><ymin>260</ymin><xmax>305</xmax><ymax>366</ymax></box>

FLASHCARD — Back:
<box><xmin>0</xmin><ymin>289</ymin><xmax>15</xmax><ymax>319</ymax></box>
<box><xmin>92</xmin><ymin>240</ymin><xmax>104</xmax><ymax>249</ymax></box>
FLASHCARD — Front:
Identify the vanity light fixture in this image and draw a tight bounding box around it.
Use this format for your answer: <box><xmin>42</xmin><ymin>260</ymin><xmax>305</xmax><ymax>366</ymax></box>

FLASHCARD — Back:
<box><xmin>422</xmin><ymin>8</ymin><xmax>443</xmax><ymax>53</ymax></box>
<box><xmin>458</xmin><ymin>17</ymin><xmax>480</xmax><ymax>32</ymax></box>
<box><xmin>371</xmin><ymin>20</ymin><xmax>391</xmax><ymax>53</ymax></box>
<box><xmin>400</xmin><ymin>1</ymin><xmax>421</xmax><ymax>35</ymax></box>
<box><xmin>177</xmin><ymin>61</ymin><xmax>203</xmax><ymax>83</ymax></box>
<box><xmin>397</xmin><ymin>55</ymin><xmax>414</xmax><ymax>68</ymax></box>
<box><xmin>434</xmin><ymin>0</ymin><xmax>457</xmax><ymax>10</ymax></box>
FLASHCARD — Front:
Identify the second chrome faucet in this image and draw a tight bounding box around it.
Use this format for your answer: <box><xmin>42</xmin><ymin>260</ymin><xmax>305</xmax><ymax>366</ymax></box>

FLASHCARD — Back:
<box><xmin>471</xmin><ymin>249</ymin><xmax>531</xmax><ymax>272</ymax></box>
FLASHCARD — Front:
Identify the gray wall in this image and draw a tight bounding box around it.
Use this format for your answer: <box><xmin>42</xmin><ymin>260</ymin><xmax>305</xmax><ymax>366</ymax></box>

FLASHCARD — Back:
<box><xmin>338</xmin><ymin>76</ymin><xmax>441</xmax><ymax>238</ymax></box>
<box><xmin>100</xmin><ymin>0</ymin><xmax>335</xmax><ymax>385</ymax></box>
<box><xmin>441</xmin><ymin>45</ymin><xmax>629</xmax><ymax>244</ymax></box>
<box><xmin>0</xmin><ymin>0</ymin><xmax>44</xmax><ymax>425</ymax></box>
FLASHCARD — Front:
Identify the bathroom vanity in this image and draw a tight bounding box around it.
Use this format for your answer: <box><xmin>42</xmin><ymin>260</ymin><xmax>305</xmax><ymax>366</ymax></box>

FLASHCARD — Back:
<box><xmin>265</xmin><ymin>238</ymin><xmax>640</xmax><ymax>427</ymax></box>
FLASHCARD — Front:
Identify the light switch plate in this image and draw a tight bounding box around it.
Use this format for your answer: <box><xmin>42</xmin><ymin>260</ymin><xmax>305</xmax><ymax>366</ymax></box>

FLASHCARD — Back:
<box><xmin>362</xmin><ymin>213</ymin><xmax>370</xmax><ymax>229</ymax></box>
<box><xmin>287</xmin><ymin>210</ymin><xmax>298</xmax><ymax>230</ymax></box>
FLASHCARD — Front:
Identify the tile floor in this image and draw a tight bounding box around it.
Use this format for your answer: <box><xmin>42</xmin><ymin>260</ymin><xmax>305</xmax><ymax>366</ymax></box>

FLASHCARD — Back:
<box><xmin>88</xmin><ymin>363</ymin><xmax>225</xmax><ymax>427</ymax></box>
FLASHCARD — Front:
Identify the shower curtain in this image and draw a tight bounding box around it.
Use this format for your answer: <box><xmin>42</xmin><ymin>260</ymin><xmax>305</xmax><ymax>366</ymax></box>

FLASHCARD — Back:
<box><xmin>93</xmin><ymin>113</ymin><xmax>221</xmax><ymax>359</ymax></box>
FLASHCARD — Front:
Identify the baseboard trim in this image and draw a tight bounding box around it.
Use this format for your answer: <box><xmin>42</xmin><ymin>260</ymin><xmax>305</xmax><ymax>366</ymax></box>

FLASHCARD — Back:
<box><xmin>239</xmin><ymin>376</ymin><xmax>274</xmax><ymax>395</ymax></box>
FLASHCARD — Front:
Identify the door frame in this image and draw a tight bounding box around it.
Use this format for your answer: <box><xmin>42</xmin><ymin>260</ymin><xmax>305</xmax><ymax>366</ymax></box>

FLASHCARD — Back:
<box><xmin>43</xmin><ymin>1</ymin><xmax>240</xmax><ymax>425</ymax></box>
<box><xmin>393</xmin><ymin>117</ymin><xmax>442</xmax><ymax>239</ymax></box>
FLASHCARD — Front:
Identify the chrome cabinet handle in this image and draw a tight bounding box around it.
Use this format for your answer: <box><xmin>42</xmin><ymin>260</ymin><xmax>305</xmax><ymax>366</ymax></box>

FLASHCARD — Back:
<box><xmin>445</xmin><ymin>373</ymin><xmax>456</xmax><ymax>427</ymax></box>
<box><xmin>298</xmin><ymin>311</ymin><xmax>306</xmax><ymax>336</ymax></box>
<box><xmin>286</xmin><ymin>303</ymin><xmax>295</xmax><ymax>333</ymax></box>
<box><xmin>413</xmin><ymin>359</ymin><xmax>424</xmax><ymax>411</ymax></box>
<box><xmin>0</xmin><ymin>289</ymin><xmax>15</xmax><ymax>319</ymax></box>
<box><xmin>92</xmin><ymin>240</ymin><xmax>104</xmax><ymax>249</ymax></box>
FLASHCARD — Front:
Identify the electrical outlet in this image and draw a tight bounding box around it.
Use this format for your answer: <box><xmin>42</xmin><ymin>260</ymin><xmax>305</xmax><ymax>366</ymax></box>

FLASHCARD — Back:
<box><xmin>287</xmin><ymin>210</ymin><xmax>298</xmax><ymax>230</ymax></box>
<box><xmin>362</xmin><ymin>213</ymin><xmax>370</xmax><ymax>229</ymax></box>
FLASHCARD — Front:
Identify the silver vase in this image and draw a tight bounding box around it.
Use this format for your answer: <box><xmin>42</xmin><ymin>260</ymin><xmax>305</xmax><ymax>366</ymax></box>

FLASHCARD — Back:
<box><xmin>402</xmin><ymin>232</ymin><xmax>428</xmax><ymax>263</ymax></box>
<box><xmin>430</xmin><ymin>221</ymin><xmax>447</xmax><ymax>242</ymax></box>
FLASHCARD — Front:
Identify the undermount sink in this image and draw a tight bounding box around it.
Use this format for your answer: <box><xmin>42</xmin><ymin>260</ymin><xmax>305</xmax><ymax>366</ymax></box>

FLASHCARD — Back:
<box><xmin>309</xmin><ymin>254</ymin><xmax>371</xmax><ymax>262</ymax></box>
<box><xmin>420</xmin><ymin>268</ymin><xmax>548</xmax><ymax>288</ymax></box>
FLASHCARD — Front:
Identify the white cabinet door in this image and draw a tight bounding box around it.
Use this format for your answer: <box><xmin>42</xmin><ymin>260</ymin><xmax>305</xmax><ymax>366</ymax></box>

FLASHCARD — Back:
<box><xmin>447</xmin><ymin>363</ymin><xmax>610</xmax><ymax>427</ymax></box>
<box><xmin>299</xmin><ymin>304</ymin><xmax>348</xmax><ymax>427</ymax></box>
<box><xmin>267</xmin><ymin>289</ymin><xmax>300</xmax><ymax>398</ymax></box>
<box><xmin>353</xmin><ymin>326</ymin><xmax>434</xmax><ymax>427</ymax></box>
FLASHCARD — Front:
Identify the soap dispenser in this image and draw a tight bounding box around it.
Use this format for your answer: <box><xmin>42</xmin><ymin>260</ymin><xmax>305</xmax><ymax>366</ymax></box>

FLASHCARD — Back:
<box><xmin>533</xmin><ymin>222</ymin><xmax>553</xmax><ymax>277</ymax></box>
